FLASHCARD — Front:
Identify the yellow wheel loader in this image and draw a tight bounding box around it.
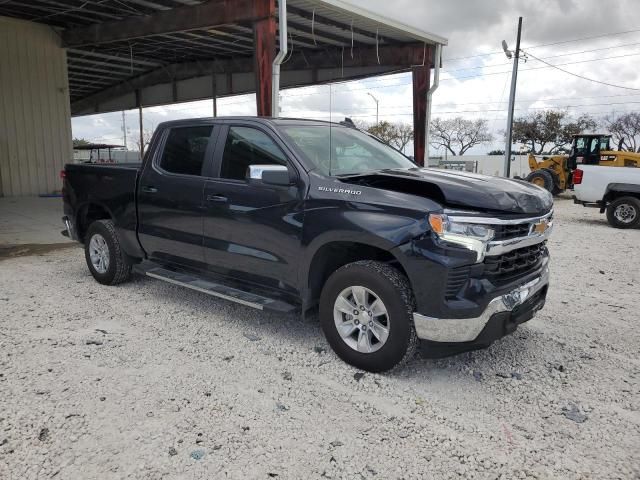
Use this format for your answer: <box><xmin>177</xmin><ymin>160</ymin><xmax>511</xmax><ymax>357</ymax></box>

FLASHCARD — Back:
<box><xmin>525</xmin><ymin>134</ymin><xmax>640</xmax><ymax>194</ymax></box>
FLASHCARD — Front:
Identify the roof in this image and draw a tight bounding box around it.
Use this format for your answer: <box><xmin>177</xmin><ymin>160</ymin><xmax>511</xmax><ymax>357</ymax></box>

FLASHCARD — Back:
<box><xmin>154</xmin><ymin>116</ymin><xmax>348</xmax><ymax>129</ymax></box>
<box><xmin>0</xmin><ymin>0</ymin><xmax>447</xmax><ymax>115</ymax></box>
<box><xmin>571</xmin><ymin>133</ymin><xmax>611</xmax><ymax>137</ymax></box>
<box><xmin>73</xmin><ymin>143</ymin><xmax>125</xmax><ymax>150</ymax></box>
<box><xmin>286</xmin><ymin>0</ymin><xmax>447</xmax><ymax>46</ymax></box>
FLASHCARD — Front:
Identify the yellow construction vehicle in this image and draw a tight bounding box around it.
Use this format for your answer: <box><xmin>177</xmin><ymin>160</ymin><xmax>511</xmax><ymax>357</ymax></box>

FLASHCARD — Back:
<box><xmin>525</xmin><ymin>134</ymin><xmax>640</xmax><ymax>194</ymax></box>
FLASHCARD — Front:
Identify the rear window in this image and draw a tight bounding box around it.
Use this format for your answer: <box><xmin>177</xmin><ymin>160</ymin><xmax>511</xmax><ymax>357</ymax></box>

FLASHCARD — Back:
<box><xmin>159</xmin><ymin>125</ymin><xmax>213</xmax><ymax>176</ymax></box>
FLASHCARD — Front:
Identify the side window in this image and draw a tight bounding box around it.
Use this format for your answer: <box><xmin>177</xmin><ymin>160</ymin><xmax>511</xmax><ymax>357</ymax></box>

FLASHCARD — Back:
<box><xmin>220</xmin><ymin>126</ymin><xmax>287</xmax><ymax>181</ymax></box>
<box><xmin>159</xmin><ymin>125</ymin><xmax>213</xmax><ymax>176</ymax></box>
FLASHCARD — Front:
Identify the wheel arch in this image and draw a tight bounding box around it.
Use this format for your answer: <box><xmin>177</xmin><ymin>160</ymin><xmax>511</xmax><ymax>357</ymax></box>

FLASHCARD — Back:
<box><xmin>304</xmin><ymin>240</ymin><xmax>409</xmax><ymax>309</ymax></box>
<box><xmin>76</xmin><ymin>201</ymin><xmax>114</xmax><ymax>242</ymax></box>
<box><xmin>603</xmin><ymin>183</ymin><xmax>640</xmax><ymax>203</ymax></box>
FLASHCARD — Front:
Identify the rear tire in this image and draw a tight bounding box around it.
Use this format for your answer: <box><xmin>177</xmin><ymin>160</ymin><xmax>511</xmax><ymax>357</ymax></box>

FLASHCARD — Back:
<box><xmin>84</xmin><ymin>220</ymin><xmax>132</xmax><ymax>285</ymax></box>
<box><xmin>526</xmin><ymin>169</ymin><xmax>555</xmax><ymax>193</ymax></box>
<box><xmin>319</xmin><ymin>261</ymin><xmax>417</xmax><ymax>373</ymax></box>
<box><xmin>606</xmin><ymin>196</ymin><xmax>640</xmax><ymax>229</ymax></box>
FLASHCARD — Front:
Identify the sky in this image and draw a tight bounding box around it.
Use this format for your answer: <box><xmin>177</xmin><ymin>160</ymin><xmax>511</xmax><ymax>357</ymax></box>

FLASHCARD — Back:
<box><xmin>71</xmin><ymin>0</ymin><xmax>640</xmax><ymax>156</ymax></box>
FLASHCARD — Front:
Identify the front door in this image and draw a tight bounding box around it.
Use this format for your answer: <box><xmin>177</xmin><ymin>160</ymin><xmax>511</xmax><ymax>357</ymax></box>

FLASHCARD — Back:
<box><xmin>137</xmin><ymin>123</ymin><xmax>216</xmax><ymax>268</ymax></box>
<box><xmin>202</xmin><ymin>124</ymin><xmax>304</xmax><ymax>294</ymax></box>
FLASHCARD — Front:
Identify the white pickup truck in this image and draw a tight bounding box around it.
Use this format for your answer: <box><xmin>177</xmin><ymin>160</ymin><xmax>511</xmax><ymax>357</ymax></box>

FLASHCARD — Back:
<box><xmin>573</xmin><ymin>165</ymin><xmax>640</xmax><ymax>228</ymax></box>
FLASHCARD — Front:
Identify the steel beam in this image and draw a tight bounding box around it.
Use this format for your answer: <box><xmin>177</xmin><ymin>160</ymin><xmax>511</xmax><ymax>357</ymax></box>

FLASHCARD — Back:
<box><xmin>67</xmin><ymin>63</ymin><xmax>137</xmax><ymax>76</ymax></box>
<box><xmin>69</xmin><ymin>43</ymin><xmax>428</xmax><ymax>114</ymax></box>
<box><xmin>254</xmin><ymin>0</ymin><xmax>276</xmax><ymax>117</ymax></box>
<box><xmin>62</xmin><ymin>0</ymin><xmax>273</xmax><ymax>47</ymax></box>
<box><xmin>67</xmin><ymin>48</ymin><xmax>162</xmax><ymax>67</ymax></box>
<box><xmin>412</xmin><ymin>65</ymin><xmax>430</xmax><ymax>166</ymax></box>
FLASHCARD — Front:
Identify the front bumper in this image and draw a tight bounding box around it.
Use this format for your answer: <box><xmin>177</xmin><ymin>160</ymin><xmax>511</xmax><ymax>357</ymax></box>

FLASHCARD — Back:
<box><xmin>413</xmin><ymin>260</ymin><xmax>549</xmax><ymax>343</ymax></box>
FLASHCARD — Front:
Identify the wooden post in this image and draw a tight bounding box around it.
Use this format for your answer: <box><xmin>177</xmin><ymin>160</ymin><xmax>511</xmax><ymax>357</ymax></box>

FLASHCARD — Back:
<box><xmin>412</xmin><ymin>65</ymin><xmax>430</xmax><ymax>167</ymax></box>
<box><xmin>253</xmin><ymin>0</ymin><xmax>276</xmax><ymax>116</ymax></box>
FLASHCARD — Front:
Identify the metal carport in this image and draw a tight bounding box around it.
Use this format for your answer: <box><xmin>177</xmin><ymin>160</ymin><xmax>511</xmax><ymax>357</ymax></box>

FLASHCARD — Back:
<box><xmin>0</xmin><ymin>0</ymin><xmax>447</xmax><ymax>196</ymax></box>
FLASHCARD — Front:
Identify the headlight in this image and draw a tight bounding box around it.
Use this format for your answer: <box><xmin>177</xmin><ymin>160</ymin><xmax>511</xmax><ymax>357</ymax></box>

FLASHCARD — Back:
<box><xmin>428</xmin><ymin>213</ymin><xmax>494</xmax><ymax>261</ymax></box>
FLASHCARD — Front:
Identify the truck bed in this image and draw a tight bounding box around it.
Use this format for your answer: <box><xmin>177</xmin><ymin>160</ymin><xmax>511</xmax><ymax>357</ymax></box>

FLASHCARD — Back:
<box><xmin>63</xmin><ymin>162</ymin><xmax>141</xmax><ymax>256</ymax></box>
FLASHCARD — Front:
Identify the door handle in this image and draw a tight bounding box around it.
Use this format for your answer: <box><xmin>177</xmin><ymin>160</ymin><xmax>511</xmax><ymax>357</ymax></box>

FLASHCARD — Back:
<box><xmin>141</xmin><ymin>185</ymin><xmax>158</xmax><ymax>193</ymax></box>
<box><xmin>206</xmin><ymin>194</ymin><xmax>228</xmax><ymax>203</ymax></box>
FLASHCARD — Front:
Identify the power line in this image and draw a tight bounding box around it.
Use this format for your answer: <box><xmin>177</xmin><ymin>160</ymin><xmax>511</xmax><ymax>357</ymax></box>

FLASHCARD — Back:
<box><xmin>278</xmin><ymin>50</ymin><xmax>640</xmax><ymax>99</ymax></box>
<box><xmin>442</xmin><ymin>27</ymin><xmax>640</xmax><ymax>63</ymax></box>
<box><xmin>330</xmin><ymin>101</ymin><xmax>640</xmax><ymax>118</ymax></box>
<box><xmin>524</xmin><ymin>51</ymin><xmax>640</xmax><ymax>91</ymax></box>
<box><xmin>522</xmin><ymin>28</ymin><xmax>640</xmax><ymax>50</ymax></box>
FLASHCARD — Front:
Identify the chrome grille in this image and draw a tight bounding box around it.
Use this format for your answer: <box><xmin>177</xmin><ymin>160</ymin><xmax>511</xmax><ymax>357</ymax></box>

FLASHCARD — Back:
<box><xmin>492</xmin><ymin>223</ymin><xmax>532</xmax><ymax>241</ymax></box>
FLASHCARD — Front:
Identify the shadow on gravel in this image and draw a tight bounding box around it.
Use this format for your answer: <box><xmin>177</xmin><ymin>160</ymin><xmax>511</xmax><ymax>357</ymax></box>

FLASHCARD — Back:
<box><xmin>0</xmin><ymin>243</ymin><xmax>78</xmax><ymax>261</ymax></box>
<box><xmin>72</xmin><ymin>263</ymin><xmax>541</xmax><ymax>379</ymax></box>
<box><xmin>577</xmin><ymin>218</ymin><xmax>640</xmax><ymax>229</ymax></box>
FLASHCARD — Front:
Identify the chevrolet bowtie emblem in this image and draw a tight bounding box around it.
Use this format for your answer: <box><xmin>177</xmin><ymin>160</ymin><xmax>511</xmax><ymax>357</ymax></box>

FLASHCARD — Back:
<box><xmin>533</xmin><ymin>221</ymin><xmax>548</xmax><ymax>234</ymax></box>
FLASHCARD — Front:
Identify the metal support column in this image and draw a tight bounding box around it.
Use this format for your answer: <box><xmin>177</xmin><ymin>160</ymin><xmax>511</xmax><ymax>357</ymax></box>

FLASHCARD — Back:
<box><xmin>253</xmin><ymin>0</ymin><xmax>276</xmax><ymax>116</ymax></box>
<box><xmin>412</xmin><ymin>65</ymin><xmax>430</xmax><ymax>167</ymax></box>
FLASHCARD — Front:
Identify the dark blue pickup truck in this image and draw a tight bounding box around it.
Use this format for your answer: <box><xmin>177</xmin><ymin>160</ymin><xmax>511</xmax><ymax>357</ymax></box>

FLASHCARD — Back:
<box><xmin>62</xmin><ymin>117</ymin><xmax>553</xmax><ymax>371</ymax></box>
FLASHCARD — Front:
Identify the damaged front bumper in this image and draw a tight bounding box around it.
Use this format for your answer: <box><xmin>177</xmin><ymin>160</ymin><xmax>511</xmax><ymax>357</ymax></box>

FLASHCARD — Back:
<box><xmin>413</xmin><ymin>260</ymin><xmax>549</xmax><ymax>343</ymax></box>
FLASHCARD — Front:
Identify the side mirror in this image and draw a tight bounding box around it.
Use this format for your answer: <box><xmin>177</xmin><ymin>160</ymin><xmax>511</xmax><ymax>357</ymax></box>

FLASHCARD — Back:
<box><xmin>247</xmin><ymin>165</ymin><xmax>292</xmax><ymax>186</ymax></box>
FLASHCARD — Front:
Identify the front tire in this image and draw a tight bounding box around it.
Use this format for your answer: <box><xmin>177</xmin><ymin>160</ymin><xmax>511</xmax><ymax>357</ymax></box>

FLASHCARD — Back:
<box><xmin>319</xmin><ymin>261</ymin><xmax>417</xmax><ymax>372</ymax></box>
<box><xmin>84</xmin><ymin>220</ymin><xmax>132</xmax><ymax>285</ymax></box>
<box><xmin>606</xmin><ymin>196</ymin><xmax>640</xmax><ymax>229</ymax></box>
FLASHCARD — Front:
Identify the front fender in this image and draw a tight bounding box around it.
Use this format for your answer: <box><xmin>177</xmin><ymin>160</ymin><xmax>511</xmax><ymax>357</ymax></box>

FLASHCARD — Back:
<box><xmin>299</xmin><ymin>201</ymin><xmax>431</xmax><ymax>291</ymax></box>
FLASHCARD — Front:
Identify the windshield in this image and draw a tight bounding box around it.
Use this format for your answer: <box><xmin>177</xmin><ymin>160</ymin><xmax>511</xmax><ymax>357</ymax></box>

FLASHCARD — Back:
<box><xmin>280</xmin><ymin>125</ymin><xmax>415</xmax><ymax>176</ymax></box>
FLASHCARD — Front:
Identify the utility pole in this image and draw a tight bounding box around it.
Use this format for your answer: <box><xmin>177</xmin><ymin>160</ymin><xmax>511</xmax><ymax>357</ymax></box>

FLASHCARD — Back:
<box><xmin>121</xmin><ymin>111</ymin><xmax>127</xmax><ymax>149</ymax></box>
<box><xmin>367</xmin><ymin>92</ymin><xmax>379</xmax><ymax>124</ymax></box>
<box><xmin>503</xmin><ymin>17</ymin><xmax>523</xmax><ymax>178</ymax></box>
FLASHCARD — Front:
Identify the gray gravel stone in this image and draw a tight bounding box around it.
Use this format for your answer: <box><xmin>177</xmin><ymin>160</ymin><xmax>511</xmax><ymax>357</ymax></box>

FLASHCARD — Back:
<box><xmin>562</xmin><ymin>404</ymin><xmax>588</xmax><ymax>423</ymax></box>
<box><xmin>0</xmin><ymin>199</ymin><xmax>638</xmax><ymax>479</ymax></box>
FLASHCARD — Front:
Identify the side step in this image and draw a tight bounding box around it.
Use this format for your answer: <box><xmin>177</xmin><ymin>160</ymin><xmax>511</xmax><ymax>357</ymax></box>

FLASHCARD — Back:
<box><xmin>133</xmin><ymin>263</ymin><xmax>296</xmax><ymax>313</ymax></box>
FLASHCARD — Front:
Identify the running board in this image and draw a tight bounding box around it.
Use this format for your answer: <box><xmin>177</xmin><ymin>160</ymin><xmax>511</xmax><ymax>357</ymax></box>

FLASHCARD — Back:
<box><xmin>133</xmin><ymin>264</ymin><xmax>296</xmax><ymax>313</ymax></box>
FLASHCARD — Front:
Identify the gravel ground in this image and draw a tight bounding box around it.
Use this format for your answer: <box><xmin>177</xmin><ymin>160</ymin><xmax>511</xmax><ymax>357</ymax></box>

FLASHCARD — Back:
<box><xmin>1</xmin><ymin>196</ymin><xmax>639</xmax><ymax>480</ymax></box>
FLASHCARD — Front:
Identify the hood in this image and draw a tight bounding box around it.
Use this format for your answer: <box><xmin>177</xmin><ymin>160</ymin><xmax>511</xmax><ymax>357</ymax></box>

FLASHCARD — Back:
<box><xmin>340</xmin><ymin>168</ymin><xmax>553</xmax><ymax>215</ymax></box>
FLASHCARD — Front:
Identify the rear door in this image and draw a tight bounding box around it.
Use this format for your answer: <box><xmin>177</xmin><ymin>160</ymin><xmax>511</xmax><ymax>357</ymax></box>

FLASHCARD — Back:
<box><xmin>202</xmin><ymin>124</ymin><xmax>304</xmax><ymax>293</ymax></box>
<box><xmin>137</xmin><ymin>123</ymin><xmax>217</xmax><ymax>268</ymax></box>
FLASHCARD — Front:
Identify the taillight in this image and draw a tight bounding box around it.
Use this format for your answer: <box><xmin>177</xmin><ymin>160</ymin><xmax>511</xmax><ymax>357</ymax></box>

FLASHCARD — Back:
<box><xmin>60</xmin><ymin>169</ymin><xmax>66</xmax><ymax>179</ymax></box>
<box><xmin>573</xmin><ymin>169</ymin><xmax>584</xmax><ymax>185</ymax></box>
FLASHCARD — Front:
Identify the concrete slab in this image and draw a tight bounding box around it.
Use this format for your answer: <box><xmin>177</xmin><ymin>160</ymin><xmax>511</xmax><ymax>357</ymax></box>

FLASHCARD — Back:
<box><xmin>0</xmin><ymin>196</ymin><xmax>73</xmax><ymax>245</ymax></box>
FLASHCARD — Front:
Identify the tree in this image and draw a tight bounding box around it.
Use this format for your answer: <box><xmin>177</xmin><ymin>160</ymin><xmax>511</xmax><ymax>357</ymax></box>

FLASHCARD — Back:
<box><xmin>365</xmin><ymin>121</ymin><xmax>414</xmax><ymax>152</ymax></box>
<box><xmin>73</xmin><ymin>137</ymin><xmax>90</xmax><ymax>147</ymax></box>
<box><xmin>487</xmin><ymin>149</ymin><xmax>505</xmax><ymax>156</ymax></box>
<box><xmin>429</xmin><ymin>117</ymin><xmax>493</xmax><ymax>156</ymax></box>
<box><xmin>394</xmin><ymin>123</ymin><xmax>414</xmax><ymax>153</ymax></box>
<box><xmin>511</xmin><ymin>110</ymin><xmax>596</xmax><ymax>154</ymax></box>
<box><xmin>135</xmin><ymin>129</ymin><xmax>154</xmax><ymax>155</ymax></box>
<box><xmin>604</xmin><ymin>112</ymin><xmax>640</xmax><ymax>152</ymax></box>
<box><xmin>366</xmin><ymin>121</ymin><xmax>397</xmax><ymax>146</ymax></box>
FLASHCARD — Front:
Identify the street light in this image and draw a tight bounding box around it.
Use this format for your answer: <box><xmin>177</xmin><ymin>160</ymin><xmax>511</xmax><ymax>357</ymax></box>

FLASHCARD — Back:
<box><xmin>367</xmin><ymin>92</ymin><xmax>379</xmax><ymax>124</ymax></box>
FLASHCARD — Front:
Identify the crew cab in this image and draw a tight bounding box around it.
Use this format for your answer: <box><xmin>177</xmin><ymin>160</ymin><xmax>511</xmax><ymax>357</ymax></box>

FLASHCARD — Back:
<box><xmin>62</xmin><ymin>117</ymin><xmax>553</xmax><ymax>372</ymax></box>
<box><xmin>573</xmin><ymin>164</ymin><xmax>640</xmax><ymax>228</ymax></box>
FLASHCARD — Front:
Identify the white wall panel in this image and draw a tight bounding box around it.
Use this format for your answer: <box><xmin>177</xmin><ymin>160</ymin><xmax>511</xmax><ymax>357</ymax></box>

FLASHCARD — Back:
<box><xmin>0</xmin><ymin>16</ymin><xmax>72</xmax><ymax>196</ymax></box>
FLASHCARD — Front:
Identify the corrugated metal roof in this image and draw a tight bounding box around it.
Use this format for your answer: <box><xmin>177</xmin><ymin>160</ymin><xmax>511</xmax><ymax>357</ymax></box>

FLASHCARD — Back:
<box><xmin>0</xmin><ymin>0</ymin><xmax>447</xmax><ymax>112</ymax></box>
<box><xmin>287</xmin><ymin>0</ymin><xmax>447</xmax><ymax>46</ymax></box>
